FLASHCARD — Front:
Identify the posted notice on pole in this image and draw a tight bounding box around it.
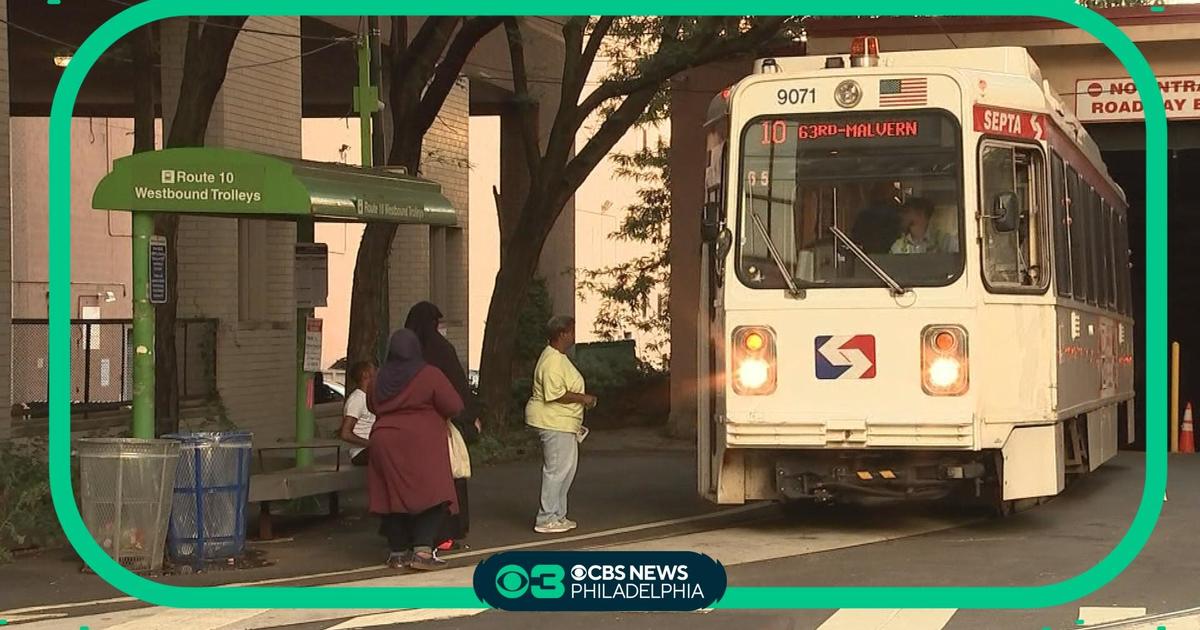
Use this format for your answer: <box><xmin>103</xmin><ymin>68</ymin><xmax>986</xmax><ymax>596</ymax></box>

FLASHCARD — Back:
<box><xmin>295</xmin><ymin>243</ymin><xmax>329</xmax><ymax>309</ymax></box>
<box><xmin>149</xmin><ymin>235</ymin><xmax>168</xmax><ymax>304</ymax></box>
<box><xmin>304</xmin><ymin>318</ymin><xmax>323</xmax><ymax>373</ymax></box>
<box><xmin>1075</xmin><ymin>74</ymin><xmax>1200</xmax><ymax>122</ymax></box>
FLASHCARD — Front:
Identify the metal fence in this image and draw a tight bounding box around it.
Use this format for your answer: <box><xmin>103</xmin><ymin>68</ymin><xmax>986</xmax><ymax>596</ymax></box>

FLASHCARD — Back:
<box><xmin>11</xmin><ymin>318</ymin><xmax>217</xmax><ymax>415</ymax></box>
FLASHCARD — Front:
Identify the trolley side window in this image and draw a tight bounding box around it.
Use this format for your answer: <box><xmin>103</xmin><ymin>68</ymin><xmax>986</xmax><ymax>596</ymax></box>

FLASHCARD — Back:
<box><xmin>1100</xmin><ymin>201</ymin><xmax>1116</xmax><ymax>310</ymax></box>
<box><xmin>1085</xmin><ymin>186</ymin><xmax>1101</xmax><ymax>306</ymax></box>
<box><xmin>979</xmin><ymin>142</ymin><xmax>1048</xmax><ymax>291</ymax></box>
<box><xmin>1117</xmin><ymin>212</ymin><xmax>1132</xmax><ymax>316</ymax></box>
<box><xmin>1051</xmin><ymin>153</ymin><xmax>1072</xmax><ymax>298</ymax></box>
<box><xmin>1066</xmin><ymin>166</ymin><xmax>1090</xmax><ymax>302</ymax></box>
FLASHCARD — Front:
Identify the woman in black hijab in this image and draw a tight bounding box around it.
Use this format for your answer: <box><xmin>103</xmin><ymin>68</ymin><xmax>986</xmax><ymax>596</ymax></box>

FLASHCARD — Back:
<box><xmin>405</xmin><ymin>302</ymin><xmax>478</xmax><ymax>551</ymax></box>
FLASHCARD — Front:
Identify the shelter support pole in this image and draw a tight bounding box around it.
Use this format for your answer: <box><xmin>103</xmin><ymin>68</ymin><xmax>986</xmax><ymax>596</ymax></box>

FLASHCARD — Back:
<box><xmin>356</xmin><ymin>21</ymin><xmax>389</xmax><ymax>360</ymax></box>
<box><xmin>1171</xmin><ymin>341</ymin><xmax>1180</xmax><ymax>453</ymax></box>
<box><xmin>131</xmin><ymin>211</ymin><xmax>155</xmax><ymax>438</ymax></box>
<box><xmin>296</xmin><ymin>218</ymin><xmax>316</xmax><ymax>467</ymax></box>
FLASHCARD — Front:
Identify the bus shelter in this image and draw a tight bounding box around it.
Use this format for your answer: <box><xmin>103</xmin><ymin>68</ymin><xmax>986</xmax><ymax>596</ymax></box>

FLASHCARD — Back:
<box><xmin>92</xmin><ymin>147</ymin><xmax>456</xmax><ymax>463</ymax></box>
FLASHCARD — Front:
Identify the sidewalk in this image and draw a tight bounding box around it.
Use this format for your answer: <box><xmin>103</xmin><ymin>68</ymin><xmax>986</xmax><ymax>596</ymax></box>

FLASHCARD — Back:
<box><xmin>0</xmin><ymin>426</ymin><xmax>705</xmax><ymax>612</ymax></box>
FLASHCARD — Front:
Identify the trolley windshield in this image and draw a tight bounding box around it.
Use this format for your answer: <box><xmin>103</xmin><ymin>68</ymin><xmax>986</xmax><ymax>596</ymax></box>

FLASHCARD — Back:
<box><xmin>736</xmin><ymin>109</ymin><xmax>964</xmax><ymax>290</ymax></box>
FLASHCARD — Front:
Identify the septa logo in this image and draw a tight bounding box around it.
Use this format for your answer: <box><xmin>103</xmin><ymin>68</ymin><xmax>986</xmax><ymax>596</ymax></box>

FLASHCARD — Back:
<box><xmin>815</xmin><ymin>335</ymin><xmax>876</xmax><ymax>379</ymax></box>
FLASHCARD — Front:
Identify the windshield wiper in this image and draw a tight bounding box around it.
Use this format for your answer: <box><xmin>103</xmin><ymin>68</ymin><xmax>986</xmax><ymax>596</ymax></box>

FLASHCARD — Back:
<box><xmin>829</xmin><ymin>225</ymin><xmax>907</xmax><ymax>296</ymax></box>
<box><xmin>749</xmin><ymin>211</ymin><xmax>805</xmax><ymax>299</ymax></box>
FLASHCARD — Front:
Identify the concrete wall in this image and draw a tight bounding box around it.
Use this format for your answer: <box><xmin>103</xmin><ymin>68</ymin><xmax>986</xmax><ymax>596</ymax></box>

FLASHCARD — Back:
<box><xmin>160</xmin><ymin>17</ymin><xmax>303</xmax><ymax>445</ymax></box>
<box><xmin>10</xmin><ymin>117</ymin><xmax>138</xmax><ymax>321</ymax></box>
<box><xmin>390</xmin><ymin>78</ymin><xmax>471</xmax><ymax>358</ymax></box>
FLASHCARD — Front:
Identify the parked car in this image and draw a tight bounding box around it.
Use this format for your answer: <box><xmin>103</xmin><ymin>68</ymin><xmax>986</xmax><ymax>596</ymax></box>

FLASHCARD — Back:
<box><xmin>313</xmin><ymin>374</ymin><xmax>345</xmax><ymax>405</ymax></box>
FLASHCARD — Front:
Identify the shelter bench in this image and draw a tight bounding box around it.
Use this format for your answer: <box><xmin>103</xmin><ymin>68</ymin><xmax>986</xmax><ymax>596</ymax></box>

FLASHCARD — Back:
<box><xmin>248</xmin><ymin>440</ymin><xmax>366</xmax><ymax>540</ymax></box>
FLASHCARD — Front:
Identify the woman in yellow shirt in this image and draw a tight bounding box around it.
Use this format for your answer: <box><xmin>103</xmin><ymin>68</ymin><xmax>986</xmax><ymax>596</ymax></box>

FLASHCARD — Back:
<box><xmin>526</xmin><ymin>315</ymin><xmax>596</xmax><ymax>534</ymax></box>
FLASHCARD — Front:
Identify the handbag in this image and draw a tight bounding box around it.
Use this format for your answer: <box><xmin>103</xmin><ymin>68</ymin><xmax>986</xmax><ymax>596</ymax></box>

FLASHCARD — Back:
<box><xmin>448</xmin><ymin>420</ymin><xmax>472</xmax><ymax>479</ymax></box>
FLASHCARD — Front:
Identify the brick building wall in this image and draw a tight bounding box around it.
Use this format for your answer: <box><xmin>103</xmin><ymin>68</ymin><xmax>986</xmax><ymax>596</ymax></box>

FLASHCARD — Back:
<box><xmin>161</xmin><ymin>18</ymin><xmax>303</xmax><ymax>444</ymax></box>
<box><xmin>389</xmin><ymin>78</ymin><xmax>471</xmax><ymax>360</ymax></box>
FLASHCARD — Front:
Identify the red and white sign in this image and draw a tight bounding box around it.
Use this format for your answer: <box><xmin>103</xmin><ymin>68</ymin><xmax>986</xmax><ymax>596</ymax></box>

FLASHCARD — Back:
<box><xmin>973</xmin><ymin>105</ymin><xmax>1045</xmax><ymax>140</ymax></box>
<box><xmin>1075</xmin><ymin>75</ymin><xmax>1200</xmax><ymax>122</ymax></box>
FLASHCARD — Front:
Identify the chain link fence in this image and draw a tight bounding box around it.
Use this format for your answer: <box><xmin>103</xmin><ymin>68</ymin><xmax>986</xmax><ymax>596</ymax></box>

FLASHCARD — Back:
<box><xmin>11</xmin><ymin>318</ymin><xmax>218</xmax><ymax>417</ymax></box>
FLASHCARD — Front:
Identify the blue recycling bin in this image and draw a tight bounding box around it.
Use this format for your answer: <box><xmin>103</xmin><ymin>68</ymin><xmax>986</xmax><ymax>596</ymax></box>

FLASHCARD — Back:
<box><xmin>164</xmin><ymin>431</ymin><xmax>253</xmax><ymax>568</ymax></box>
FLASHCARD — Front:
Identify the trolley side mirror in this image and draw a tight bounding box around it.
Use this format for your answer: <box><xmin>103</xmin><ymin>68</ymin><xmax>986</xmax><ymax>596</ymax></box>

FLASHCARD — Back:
<box><xmin>701</xmin><ymin>202</ymin><xmax>723</xmax><ymax>243</ymax></box>
<box><xmin>715</xmin><ymin>227</ymin><xmax>733</xmax><ymax>262</ymax></box>
<box><xmin>990</xmin><ymin>192</ymin><xmax>1021</xmax><ymax>233</ymax></box>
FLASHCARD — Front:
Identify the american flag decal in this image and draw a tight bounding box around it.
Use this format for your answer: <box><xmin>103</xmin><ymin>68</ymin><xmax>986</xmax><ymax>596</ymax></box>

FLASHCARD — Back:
<box><xmin>879</xmin><ymin>77</ymin><xmax>928</xmax><ymax>107</ymax></box>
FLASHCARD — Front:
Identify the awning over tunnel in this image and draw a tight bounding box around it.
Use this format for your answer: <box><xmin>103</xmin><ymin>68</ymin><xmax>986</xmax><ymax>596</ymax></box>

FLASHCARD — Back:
<box><xmin>92</xmin><ymin>147</ymin><xmax>456</xmax><ymax>225</ymax></box>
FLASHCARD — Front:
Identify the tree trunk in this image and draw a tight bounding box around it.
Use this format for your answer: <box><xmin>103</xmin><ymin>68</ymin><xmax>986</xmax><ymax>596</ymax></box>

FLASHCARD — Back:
<box><xmin>477</xmin><ymin>207</ymin><xmax>550</xmax><ymax>425</ymax></box>
<box><xmin>153</xmin><ymin>17</ymin><xmax>248</xmax><ymax>432</ymax></box>
<box><xmin>477</xmin><ymin>263</ymin><xmax>537</xmax><ymax>427</ymax></box>
<box><xmin>345</xmin><ymin>222</ymin><xmax>399</xmax><ymax>382</ymax></box>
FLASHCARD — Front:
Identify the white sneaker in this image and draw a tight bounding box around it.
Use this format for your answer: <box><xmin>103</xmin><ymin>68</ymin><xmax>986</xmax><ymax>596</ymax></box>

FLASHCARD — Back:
<box><xmin>560</xmin><ymin>518</ymin><xmax>578</xmax><ymax>530</ymax></box>
<box><xmin>534</xmin><ymin>520</ymin><xmax>571</xmax><ymax>534</ymax></box>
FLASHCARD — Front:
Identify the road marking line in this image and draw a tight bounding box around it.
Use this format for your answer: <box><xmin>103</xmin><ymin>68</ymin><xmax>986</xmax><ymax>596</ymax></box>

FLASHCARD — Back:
<box><xmin>105</xmin><ymin>609</ymin><xmax>269</xmax><ymax>630</ymax></box>
<box><xmin>816</xmin><ymin>609</ymin><xmax>957</xmax><ymax>630</ymax></box>
<box><xmin>0</xmin><ymin>504</ymin><xmax>764</xmax><ymax>620</ymax></box>
<box><xmin>223</xmin><ymin>504</ymin><xmax>765</xmax><ymax>587</ymax></box>
<box><xmin>1079</xmin><ymin>607</ymin><xmax>1148</xmax><ymax>626</ymax></box>
<box><xmin>11</xmin><ymin>506</ymin><xmax>971</xmax><ymax>629</ymax></box>
<box><xmin>323</xmin><ymin>609</ymin><xmax>486</xmax><ymax>629</ymax></box>
<box><xmin>0</xmin><ymin>614</ymin><xmax>68</xmax><ymax>624</ymax></box>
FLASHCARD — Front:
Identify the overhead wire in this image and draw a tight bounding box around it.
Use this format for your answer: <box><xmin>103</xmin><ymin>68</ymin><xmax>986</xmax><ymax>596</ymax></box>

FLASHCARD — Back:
<box><xmin>0</xmin><ymin>16</ymin><xmax>354</xmax><ymax>72</ymax></box>
<box><xmin>101</xmin><ymin>0</ymin><xmax>353</xmax><ymax>42</ymax></box>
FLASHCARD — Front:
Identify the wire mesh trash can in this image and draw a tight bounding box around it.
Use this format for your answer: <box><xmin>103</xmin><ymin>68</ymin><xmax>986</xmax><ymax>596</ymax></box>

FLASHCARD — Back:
<box><xmin>164</xmin><ymin>431</ymin><xmax>253</xmax><ymax>568</ymax></box>
<box><xmin>77</xmin><ymin>438</ymin><xmax>181</xmax><ymax>573</ymax></box>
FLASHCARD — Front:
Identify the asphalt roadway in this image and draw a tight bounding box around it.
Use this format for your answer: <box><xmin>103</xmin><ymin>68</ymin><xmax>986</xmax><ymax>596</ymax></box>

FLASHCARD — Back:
<box><xmin>3</xmin><ymin>450</ymin><xmax>1193</xmax><ymax>630</ymax></box>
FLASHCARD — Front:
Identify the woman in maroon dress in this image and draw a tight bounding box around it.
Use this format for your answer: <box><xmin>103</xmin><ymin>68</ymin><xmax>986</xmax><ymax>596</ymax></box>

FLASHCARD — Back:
<box><xmin>367</xmin><ymin>329</ymin><xmax>464</xmax><ymax>571</ymax></box>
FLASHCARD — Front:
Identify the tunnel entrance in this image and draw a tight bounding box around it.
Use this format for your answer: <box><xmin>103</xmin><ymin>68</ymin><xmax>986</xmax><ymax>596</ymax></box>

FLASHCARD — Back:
<box><xmin>1097</xmin><ymin>121</ymin><xmax>1200</xmax><ymax>451</ymax></box>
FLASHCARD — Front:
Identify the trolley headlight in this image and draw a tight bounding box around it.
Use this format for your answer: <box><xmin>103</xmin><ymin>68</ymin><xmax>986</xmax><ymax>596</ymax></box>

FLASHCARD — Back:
<box><xmin>732</xmin><ymin>326</ymin><xmax>777</xmax><ymax>395</ymax></box>
<box><xmin>737</xmin><ymin>358</ymin><xmax>771</xmax><ymax>390</ymax></box>
<box><xmin>922</xmin><ymin>325</ymin><xmax>968</xmax><ymax>396</ymax></box>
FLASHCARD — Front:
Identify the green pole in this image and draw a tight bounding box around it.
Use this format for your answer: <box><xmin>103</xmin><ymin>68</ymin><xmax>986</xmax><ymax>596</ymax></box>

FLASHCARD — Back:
<box><xmin>131</xmin><ymin>212</ymin><xmax>155</xmax><ymax>439</ymax></box>
<box><xmin>296</xmin><ymin>219</ymin><xmax>315</xmax><ymax>467</ymax></box>
<box><xmin>356</xmin><ymin>34</ymin><xmax>374</xmax><ymax>168</ymax></box>
<box><xmin>354</xmin><ymin>28</ymin><xmax>388</xmax><ymax>360</ymax></box>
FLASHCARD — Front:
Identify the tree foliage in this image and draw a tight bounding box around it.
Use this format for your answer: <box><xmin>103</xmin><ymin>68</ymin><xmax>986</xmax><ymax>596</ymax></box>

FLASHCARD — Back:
<box><xmin>477</xmin><ymin>16</ymin><xmax>796</xmax><ymax>423</ymax></box>
<box><xmin>577</xmin><ymin>137</ymin><xmax>671</xmax><ymax>367</ymax></box>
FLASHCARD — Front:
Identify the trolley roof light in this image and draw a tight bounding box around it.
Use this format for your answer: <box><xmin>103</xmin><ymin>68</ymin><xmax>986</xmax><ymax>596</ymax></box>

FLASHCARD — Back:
<box><xmin>850</xmin><ymin>35</ymin><xmax>880</xmax><ymax>68</ymax></box>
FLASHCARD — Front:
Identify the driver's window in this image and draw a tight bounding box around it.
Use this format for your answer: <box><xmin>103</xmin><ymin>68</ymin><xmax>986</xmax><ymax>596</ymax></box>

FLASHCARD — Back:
<box><xmin>979</xmin><ymin>142</ymin><xmax>1048</xmax><ymax>291</ymax></box>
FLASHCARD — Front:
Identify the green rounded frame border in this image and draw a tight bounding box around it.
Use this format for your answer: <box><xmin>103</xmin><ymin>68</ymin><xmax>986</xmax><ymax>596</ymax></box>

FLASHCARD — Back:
<box><xmin>47</xmin><ymin>0</ymin><xmax>1167</xmax><ymax>611</ymax></box>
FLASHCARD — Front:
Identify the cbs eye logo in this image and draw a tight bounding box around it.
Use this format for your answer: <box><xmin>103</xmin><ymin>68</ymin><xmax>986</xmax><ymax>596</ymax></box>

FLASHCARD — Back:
<box><xmin>495</xmin><ymin>564</ymin><xmax>565</xmax><ymax>599</ymax></box>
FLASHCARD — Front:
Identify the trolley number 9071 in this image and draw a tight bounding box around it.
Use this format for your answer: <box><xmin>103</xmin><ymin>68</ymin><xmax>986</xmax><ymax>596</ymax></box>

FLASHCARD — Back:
<box><xmin>777</xmin><ymin>87</ymin><xmax>816</xmax><ymax>105</ymax></box>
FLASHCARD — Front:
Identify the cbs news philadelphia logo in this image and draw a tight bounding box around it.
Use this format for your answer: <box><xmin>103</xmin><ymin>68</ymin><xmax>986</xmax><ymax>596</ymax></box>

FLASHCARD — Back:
<box><xmin>474</xmin><ymin>551</ymin><xmax>727</xmax><ymax>611</ymax></box>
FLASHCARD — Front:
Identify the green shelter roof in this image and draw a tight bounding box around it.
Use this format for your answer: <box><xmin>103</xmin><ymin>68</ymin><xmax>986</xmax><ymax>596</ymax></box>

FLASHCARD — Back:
<box><xmin>92</xmin><ymin>147</ymin><xmax>456</xmax><ymax>226</ymax></box>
